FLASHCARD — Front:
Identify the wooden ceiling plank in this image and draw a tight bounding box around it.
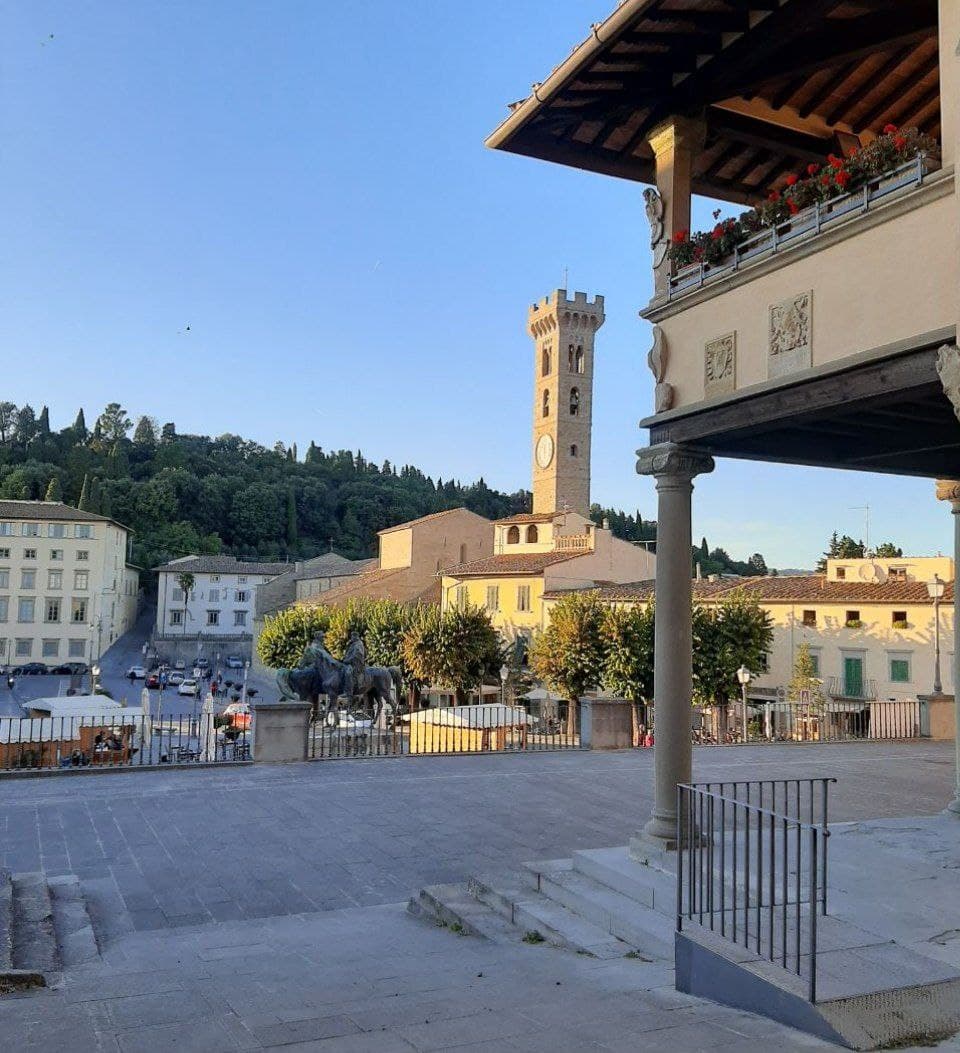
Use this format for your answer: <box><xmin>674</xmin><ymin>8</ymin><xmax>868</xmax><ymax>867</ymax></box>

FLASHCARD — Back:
<box><xmin>705</xmin><ymin>109</ymin><xmax>832</xmax><ymax>163</ymax></box>
<box><xmin>798</xmin><ymin>60</ymin><xmax>861</xmax><ymax>119</ymax></box>
<box><xmin>824</xmin><ymin>46</ymin><xmax>911</xmax><ymax>125</ymax></box>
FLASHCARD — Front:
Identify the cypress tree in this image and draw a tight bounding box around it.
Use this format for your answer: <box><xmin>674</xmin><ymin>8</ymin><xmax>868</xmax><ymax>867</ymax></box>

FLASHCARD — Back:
<box><xmin>73</xmin><ymin>408</ymin><xmax>87</xmax><ymax>437</ymax></box>
<box><xmin>38</xmin><ymin>406</ymin><xmax>50</xmax><ymax>434</ymax></box>
<box><xmin>45</xmin><ymin>477</ymin><xmax>63</xmax><ymax>502</ymax></box>
<box><xmin>88</xmin><ymin>477</ymin><xmax>102</xmax><ymax>515</ymax></box>
<box><xmin>77</xmin><ymin>473</ymin><xmax>90</xmax><ymax>510</ymax></box>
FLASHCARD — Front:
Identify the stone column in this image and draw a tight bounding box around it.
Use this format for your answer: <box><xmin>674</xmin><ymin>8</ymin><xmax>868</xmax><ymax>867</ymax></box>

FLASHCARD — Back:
<box><xmin>634</xmin><ymin>443</ymin><xmax>714</xmax><ymax>849</ymax></box>
<box><xmin>646</xmin><ymin>116</ymin><xmax>704</xmax><ymax>298</ymax></box>
<box><xmin>935</xmin><ymin>479</ymin><xmax>960</xmax><ymax>816</ymax></box>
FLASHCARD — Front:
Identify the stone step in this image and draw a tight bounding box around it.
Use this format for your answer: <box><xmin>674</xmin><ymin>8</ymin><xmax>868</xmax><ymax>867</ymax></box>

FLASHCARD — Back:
<box><xmin>467</xmin><ymin>873</ymin><xmax>629</xmax><ymax>959</ymax></box>
<box><xmin>48</xmin><ymin>877</ymin><xmax>100</xmax><ymax>968</ymax></box>
<box><xmin>524</xmin><ymin>862</ymin><xmax>675</xmax><ymax>960</ymax></box>
<box><xmin>78</xmin><ymin>877</ymin><xmax>134</xmax><ymax>951</ymax></box>
<box><xmin>0</xmin><ymin>870</ymin><xmax>13</xmax><ymax>972</ymax></box>
<box><xmin>570</xmin><ymin>846</ymin><xmax>676</xmax><ymax>917</ymax></box>
<box><xmin>409</xmin><ymin>884</ymin><xmax>526</xmax><ymax>944</ymax></box>
<box><xmin>11</xmin><ymin>874</ymin><xmax>59</xmax><ymax>976</ymax></box>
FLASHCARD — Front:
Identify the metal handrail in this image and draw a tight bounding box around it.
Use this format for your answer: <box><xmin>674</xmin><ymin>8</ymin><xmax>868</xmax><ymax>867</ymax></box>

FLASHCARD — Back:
<box><xmin>676</xmin><ymin>778</ymin><xmax>835</xmax><ymax>1002</ymax></box>
<box><xmin>668</xmin><ymin>153</ymin><xmax>929</xmax><ymax>300</ymax></box>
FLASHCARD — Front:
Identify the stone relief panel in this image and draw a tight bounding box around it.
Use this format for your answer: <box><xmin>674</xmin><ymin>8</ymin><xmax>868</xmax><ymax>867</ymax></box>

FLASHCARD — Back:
<box><xmin>769</xmin><ymin>291</ymin><xmax>813</xmax><ymax>379</ymax></box>
<box><xmin>704</xmin><ymin>332</ymin><xmax>736</xmax><ymax>398</ymax></box>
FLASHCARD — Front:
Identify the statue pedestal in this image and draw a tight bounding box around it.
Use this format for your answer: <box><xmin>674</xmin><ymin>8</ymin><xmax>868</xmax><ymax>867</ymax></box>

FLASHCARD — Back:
<box><xmin>252</xmin><ymin>702</ymin><xmax>311</xmax><ymax>763</ymax></box>
<box><xmin>919</xmin><ymin>693</ymin><xmax>956</xmax><ymax>741</ymax></box>
<box><xmin>580</xmin><ymin>697</ymin><xmax>634</xmax><ymax>750</ymax></box>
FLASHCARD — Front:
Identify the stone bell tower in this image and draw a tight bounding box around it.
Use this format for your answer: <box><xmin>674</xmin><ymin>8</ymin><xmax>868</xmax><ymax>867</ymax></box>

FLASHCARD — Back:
<box><xmin>527</xmin><ymin>289</ymin><xmax>604</xmax><ymax>516</ymax></box>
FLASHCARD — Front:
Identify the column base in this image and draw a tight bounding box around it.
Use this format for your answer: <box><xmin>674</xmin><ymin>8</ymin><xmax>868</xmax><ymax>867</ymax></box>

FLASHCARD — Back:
<box><xmin>633</xmin><ymin>814</ymin><xmax>680</xmax><ymax>855</ymax></box>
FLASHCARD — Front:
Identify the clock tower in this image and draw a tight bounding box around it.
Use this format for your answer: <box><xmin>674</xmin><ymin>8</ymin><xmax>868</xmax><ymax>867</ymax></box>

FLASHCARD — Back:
<box><xmin>527</xmin><ymin>289</ymin><xmax>604</xmax><ymax>516</ymax></box>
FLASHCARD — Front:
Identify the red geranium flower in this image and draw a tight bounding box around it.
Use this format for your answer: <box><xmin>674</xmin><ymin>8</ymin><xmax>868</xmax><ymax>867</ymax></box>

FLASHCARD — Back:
<box><xmin>785</xmin><ymin>174</ymin><xmax>799</xmax><ymax>186</ymax></box>
<box><xmin>768</xmin><ymin>190</ymin><xmax>781</xmax><ymax>202</ymax></box>
<box><xmin>807</xmin><ymin>163</ymin><xmax>819</xmax><ymax>177</ymax></box>
<box><xmin>674</xmin><ymin>229</ymin><xmax>688</xmax><ymax>244</ymax></box>
<box><xmin>893</xmin><ymin>135</ymin><xmax>907</xmax><ymax>150</ymax></box>
<box><xmin>712</xmin><ymin>223</ymin><xmax>724</xmax><ymax>239</ymax></box>
<box><xmin>787</xmin><ymin>200</ymin><xmax>800</xmax><ymax>215</ymax></box>
<box><xmin>828</xmin><ymin>154</ymin><xmax>844</xmax><ymax>169</ymax></box>
<box><xmin>835</xmin><ymin>169</ymin><xmax>851</xmax><ymax>188</ymax></box>
<box><xmin>883</xmin><ymin>123</ymin><xmax>898</xmax><ymax>134</ymax></box>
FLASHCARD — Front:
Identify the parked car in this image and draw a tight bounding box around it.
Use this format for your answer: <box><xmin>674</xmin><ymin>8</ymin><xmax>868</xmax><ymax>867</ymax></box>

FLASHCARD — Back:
<box><xmin>174</xmin><ymin>659</ymin><xmax>186</xmax><ymax>670</ymax></box>
<box><xmin>145</xmin><ymin>673</ymin><xmax>161</xmax><ymax>689</ymax></box>
<box><xmin>167</xmin><ymin>671</ymin><xmax>186</xmax><ymax>686</ymax></box>
<box><xmin>51</xmin><ymin>662</ymin><xmax>88</xmax><ymax>676</ymax></box>
<box><xmin>196</xmin><ymin>657</ymin><xmax>210</xmax><ymax>669</ymax></box>
<box><xmin>178</xmin><ymin>679</ymin><xmax>199</xmax><ymax>697</ymax></box>
<box><xmin>18</xmin><ymin>663</ymin><xmax>49</xmax><ymax>676</ymax></box>
<box><xmin>126</xmin><ymin>665</ymin><xmax>147</xmax><ymax>680</ymax></box>
<box><xmin>225</xmin><ymin>655</ymin><xmax>244</xmax><ymax>670</ymax></box>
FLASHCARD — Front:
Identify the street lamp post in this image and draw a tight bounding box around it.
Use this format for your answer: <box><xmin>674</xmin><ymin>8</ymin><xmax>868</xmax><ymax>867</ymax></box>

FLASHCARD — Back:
<box><xmin>499</xmin><ymin>663</ymin><xmax>509</xmax><ymax>708</ymax></box>
<box><xmin>927</xmin><ymin>575</ymin><xmax>945</xmax><ymax>695</ymax></box>
<box><xmin>737</xmin><ymin>665</ymin><xmax>752</xmax><ymax>744</ymax></box>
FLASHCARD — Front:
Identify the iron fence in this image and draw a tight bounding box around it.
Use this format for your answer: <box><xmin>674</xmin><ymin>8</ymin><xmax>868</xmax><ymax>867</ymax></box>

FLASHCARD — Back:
<box><xmin>0</xmin><ymin>714</ymin><xmax>250</xmax><ymax>772</ymax></box>
<box><xmin>685</xmin><ymin>698</ymin><xmax>920</xmax><ymax>745</ymax></box>
<box><xmin>677</xmin><ymin>778</ymin><xmax>834</xmax><ymax>1003</ymax></box>
<box><xmin>310</xmin><ymin>700</ymin><xmax>580</xmax><ymax>759</ymax></box>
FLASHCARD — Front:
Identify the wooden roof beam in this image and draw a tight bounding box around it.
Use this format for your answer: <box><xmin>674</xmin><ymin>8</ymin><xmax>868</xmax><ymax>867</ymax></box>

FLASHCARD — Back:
<box><xmin>857</xmin><ymin>59</ymin><xmax>939</xmax><ymax>132</ymax></box>
<box><xmin>706</xmin><ymin>109</ymin><xmax>833</xmax><ymax>163</ymax></box>
<box><xmin>823</xmin><ymin>46</ymin><xmax>911</xmax><ymax>125</ymax></box>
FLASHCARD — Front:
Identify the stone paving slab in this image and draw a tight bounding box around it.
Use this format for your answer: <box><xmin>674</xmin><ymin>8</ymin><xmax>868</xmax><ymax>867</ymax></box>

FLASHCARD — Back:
<box><xmin>0</xmin><ymin>742</ymin><xmax>953</xmax><ymax>934</ymax></box>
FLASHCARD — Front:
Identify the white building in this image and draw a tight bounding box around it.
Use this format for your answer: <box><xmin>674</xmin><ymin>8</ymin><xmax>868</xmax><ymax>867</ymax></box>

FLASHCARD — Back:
<box><xmin>154</xmin><ymin>555</ymin><xmax>288</xmax><ymax>644</ymax></box>
<box><xmin>0</xmin><ymin>500</ymin><xmax>140</xmax><ymax>667</ymax></box>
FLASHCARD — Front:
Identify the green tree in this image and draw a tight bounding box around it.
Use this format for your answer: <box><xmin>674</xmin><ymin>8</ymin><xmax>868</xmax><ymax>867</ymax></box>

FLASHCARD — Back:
<box><xmin>602</xmin><ymin>602</ymin><xmax>655</xmax><ymax>704</ymax></box>
<box><xmin>286</xmin><ymin>488</ymin><xmax>299</xmax><ymax>549</ymax></box>
<box><xmin>326</xmin><ymin>598</ymin><xmax>373</xmax><ymax>658</ymax></box>
<box><xmin>402</xmin><ymin>604</ymin><xmax>500</xmax><ymax>705</ymax></box>
<box><xmin>72</xmin><ymin>408</ymin><xmax>87</xmax><ymax>441</ymax></box>
<box><xmin>874</xmin><ymin>542</ymin><xmax>903</xmax><ymax>558</ymax></box>
<box><xmin>0</xmin><ymin>402</ymin><xmax>16</xmax><ymax>443</ymax></box>
<box><xmin>77</xmin><ymin>473</ymin><xmax>91</xmax><ymax>511</ymax></box>
<box><xmin>44</xmin><ymin>476</ymin><xmax>63</xmax><ymax>502</ymax></box>
<box><xmin>787</xmin><ymin>642</ymin><xmax>825</xmax><ymax>705</ymax></box>
<box><xmin>88</xmin><ymin>476</ymin><xmax>102</xmax><ymax>515</ymax></box>
<box><xmin>747</xmin><ymin>553</ymin><xmax>768</xmax><ymax>575</ymax></box>
<box><xmin>257</xmin><ymin>604</ymin><xmax>332</xmax><ymax>669</ymax></box>
<box><xmin>97</xmin><ymin>403</ymin><xmax>132</xmax><ymax>443</ymax></box>
<box><xmin>529</xmin><ymin>591</ymin><xmax>607</xmax><ymax>732</ymax></box>
<box><xmin>37</xmin><ymin>406</ymin><xmax>50</xmax><ymax>435</ymax></box>
<box><xmin>176</xmin><ymin>572</ymin><xmax>195</xmax><ymax>642</ymax></box>
<box><xmin>133</xmin><ymin>416</ymin><xmax>157</xmax><ymax>448</ymax></box>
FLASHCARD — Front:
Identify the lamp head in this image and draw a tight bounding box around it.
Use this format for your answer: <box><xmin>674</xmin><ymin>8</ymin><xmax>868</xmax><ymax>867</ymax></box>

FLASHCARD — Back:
<box><xmin>736</xmin><ymin>664</ymin><xmax>751</xmax><ymax>685</ymax></box>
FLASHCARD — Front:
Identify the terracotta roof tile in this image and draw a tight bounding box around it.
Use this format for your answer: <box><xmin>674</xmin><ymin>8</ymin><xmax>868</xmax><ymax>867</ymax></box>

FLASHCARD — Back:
<box><xmin>301</xmin><ymin>565</ymin><xmax>438</xmax><ymax>607</ymax></box>
<box><xmin>154</xmin><ymin>555</ymin><xmax>289</xmax><ymax>576</ymax></box>
<box><xmin>447</xmin><ymin>551</ymin><xmax>583</xmax><ymax>577</ymax></box>
<box><xmin>378</xmin><ymin>507</ymin><xmax>487</xmax><ymax>534</ymax></box>
<box><xmin>0</xmin><ymin>500</ymin><xmax>120</xmax><ymax>526</ymax></box>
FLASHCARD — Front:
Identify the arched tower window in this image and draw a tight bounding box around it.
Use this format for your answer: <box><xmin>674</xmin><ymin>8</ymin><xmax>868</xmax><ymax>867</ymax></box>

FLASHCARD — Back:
<box><xmin>570</xmin><ymin>444</ymin><xmax>578</xmax><ymax>457</ymax></box>
<box><xmin>526</xmin><ymin>525</ymin><xmax>538</xmax><ymax>543</ymax></box>
<box><xmin>507</xmin><ymin>525</ymin><xmax>520</xmax><ymax>545</ymax></box>
<box><xmin>542</xmin><ymin>389</ymin><xmax>550</xmax><ymax>418</ymax></box>
<box><xmin>541</xmin><ymin>346</ymin><xmax>551</xmax><ymax>376</ymax></box>
<box><xmin>575</xmin><ymin>345</ymin><xmax>584</xmax><ymax>374</ymax></box>
<box><xmin>567</xmin><ymin>344</ymin><xmax>574</xmax><ymax>370</ymax></box>
<box><xmin>569</xmin><ymin>387</ymin><xmax>580</xmax><ymax>416</ymax></box>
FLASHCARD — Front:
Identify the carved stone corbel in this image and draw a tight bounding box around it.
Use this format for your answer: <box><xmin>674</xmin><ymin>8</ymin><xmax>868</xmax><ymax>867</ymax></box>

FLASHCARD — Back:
<box><xmin>936</xmin><ymin>344</ymin><xmax>960</xmax><ymax>424</ymax></box>
<box><xmin>646</xmin><ymin>325</ymin><xmax>675</xmax><ymax>413</ymax></box>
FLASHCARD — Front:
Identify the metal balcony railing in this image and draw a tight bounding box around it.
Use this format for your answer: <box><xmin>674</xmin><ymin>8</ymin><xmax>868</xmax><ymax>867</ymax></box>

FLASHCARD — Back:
<box><xmin>668</xmin><ymin>154</ymin><xmax>931</xmax><ymax>300</ymax></box>
<box><xmin>825</xmin><ymin>677</ymin><xmax>878</xmax><ymax>701</ymax></box>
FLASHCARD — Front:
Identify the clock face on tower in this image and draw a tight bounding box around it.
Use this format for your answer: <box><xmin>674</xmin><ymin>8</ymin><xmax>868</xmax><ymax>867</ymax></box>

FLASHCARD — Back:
<box><xmin>536</xmin><ymin>433</ymin><xmax>554</xmax><ymax>469</ymax></box>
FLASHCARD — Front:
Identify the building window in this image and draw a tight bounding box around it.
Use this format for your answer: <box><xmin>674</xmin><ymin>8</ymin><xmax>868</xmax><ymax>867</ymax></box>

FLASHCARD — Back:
<box><xmin>569</xmin><ymin>387</ymin><xmax>580</xmax><ymax>416</ymax></box>
<box><xmin>210</xmin><ymin>574</ymin><xmax>221</xmax><ymax>583</ymax></box>
<box><xmin>68</xmin><ymin>639</ymin><xmax>85</xmax><ymax>658</ymax></box>
<box><xmin>74</xmin><ymin>525</ymin><xmax>92</xmax><ymax>539</ymax></box>
<box><xmin>0</xmin><ymin>570</ymin><xmax>8</xmax><ymax>589</ymax></box>
<box><xmin>172</xmin><ymin>587</ymin><xmax>184</xmax><ymax>602</ymax></box>
<box><xmin>48</xmin><ymin>524</ymin><xmax>65</xmax><ymax>539</ymax></box>
<box><xmin>234</xmin><ymin>610</ymin><xmax>247</xmax><ymax>626</ymax></box>
<box><xmin>541</xmin><ymin>346</ymin><xmax>551</xmax><ymax>376</ymax></box>
<box><xmin>485</xmin><ymin>586</ymin><xmax>499</xmax><ymax>612</ymax></box>
<box><xmin>802</xmin><ymin>609</ymin><xmax>816</xmax><ymax>627</ymax></box>
<box><xmin>21</xmin><ymin>523</ymin><xmax>39</xmax><ymax>537</ymax></box>
<box><xmin>757</xmin><ymin>653</ymin><xmax>770</xmax><ymax>673</ymax></box>
<box><xmin>18</xmin><ymin>598</ymin><xmax>35</xmax><ymax>623</ymax></box>
<box><xmin>21</xmin><ymin>570</ymin><xmax>35</xmax><ymax>590</ymax></box>
<box><xmin>45</xmin><ymin>599</ymin><xmax>61</xmax><ymax>623</ymax></box>
<box><xmin>0</xmin><ymin>548</ymin><xmax>8</xmax><ymax>559</ymax></box>
<box><xmin>42</xmin><ymin>639</ymin><xmax>59</xmax><ymax>658</ymax></box>
<box><xmin>74</xmin><ymin>571</ymin><xmax>89</xmax><ymax>590</ymax></box>
<box><xmin>888</xmin><ymin>567</ymin><xmax>907</xmax><ymax>580</ymax></box>
<box><xmin>517</xmin><ymin>585</ymin><xmax>531</xmax><ymax>613</ymax></box>
<box><xmin>892</xmin><ymin>610</ymin><xmax>908</xmax><ymax>627</ymax></box>
<box><xmin>50</xmin><ymin>549</ymin><xmax>62</xmax><ymax>561</ymax></box>
<box><xmin>526</xmin><ymin>525</ymin><xmax>538</xmax><ymax>543</ymax></box>
<box><xmin>208</xmin><ymin>589</ymin><xmax>220</xmax><ymax>603</ymax></box>
<box><xmin>836</xmin><ymin>567</ymin><xmax>846</xmax><ymax>579</ymax></box>
<box><xmin>0</xmin><ymin>598</ymin><xmax>7</xmax><ymax>622</ymax></box>
<box><xmin>889</xmin><ymin>656</ymin><xmax>911</xmax><ymax>683</ymax></box>
<box><xmin>808</xmin><ymin>650</ymin><xmax>821</xmax><ymax>677</ymax></box>
<box><xmin>845</xmin><ymin>610</ymin><xmax>861</xmax><ymax>627</ymax></box>
<box><xmin>575</xmin><ymin>345</ymin><xmax>584</xmax><ymax>374</ymax></box>
<box><xmin>507</xmin><ymin>525</ymin><xmax>520</xmax><ymax>545</ymax></box>
<box><xmin>238</xmin><ymin>576</ymin><xmax>247</xmax><ymax>584</ymax></box>
<box><xmin>48</xmin><ymin>570</ymin><xmax>62</xmax><ymax>590</ymax></box>
<box><xmin>570</xmin><ymin>444</ymin><xmax>578</xmax><ymax>457</ymax></box>
<box><xmin>71</xmin><ymin>599</ymin><xmax>87</xmax><ymax>623</ymax></box>
<box><xmin>76</xmin><ymin>550</ymin><xmax>89</xmax><ymax>561</ymax></box>
<box><xmin>567</xmin><ymin>344</ymin><xmax>574</xmax><ymax>370</ymax></box>
<box><xmin>542</xmin><ymin>389</ymin><xmax>550</xmax><ymax>418</ymax></box>
<box><xmin>169</xmin><ymin>610</ymin><xmax>183</xmax><ymax>626</ymax></box>
<box><xmin>0</xmin><ymin>523</ymin><xmax>11</xmax><ymax>536</ymax></box>
<box><xmin>454</xmin><ymin>586</ymin><xmax>468</xmax><ymax>610</ymax></box>
<box><xmin>24</xmin><ymin>548</ymin><xmax>36</xmax><ymax>560</ymax></box>
<box><xmin>15</xmin><ymin>639</ymin><xmax>32</xmax><ymax>657</ymax></box>
<box><xmin>236</xmin><ymin>590</ymin><xmax>248</xmax><ymax>603</ymax></box>
<box><xmin>207</xmin><ymin>610</ymin><xmax>220</xmax><ymax>626</ymax></box>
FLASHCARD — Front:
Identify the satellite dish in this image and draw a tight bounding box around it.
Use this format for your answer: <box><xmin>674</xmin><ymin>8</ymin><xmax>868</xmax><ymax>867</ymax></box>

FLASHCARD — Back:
<box><xmin>858</xmin><ymin>562</ymin><xmax>885</xmax><ymax>582</ymax></box>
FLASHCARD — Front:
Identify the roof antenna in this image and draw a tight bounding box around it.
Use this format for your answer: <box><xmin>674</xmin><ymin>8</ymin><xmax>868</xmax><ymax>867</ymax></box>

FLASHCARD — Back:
<box><xmin>850</xmin><ymin>504</ymin><xmax>870</xmax><ymax>554</ymax></box>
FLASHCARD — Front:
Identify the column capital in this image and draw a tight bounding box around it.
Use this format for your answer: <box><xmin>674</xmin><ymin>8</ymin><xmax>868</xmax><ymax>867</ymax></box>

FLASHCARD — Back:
<box><xmin>645</xmin><ymin>114</ymin><xmax>706</xmax><ymax>158</ymax></box>
<box><xmin>935</xmin><ymin>478</ymin><xmax>960</xmax><ymax>509</ymax></box>
<box><xmin>636</xmin><ymin>442</ymin><xmax>714</xmax><ymax>481</ymax></box>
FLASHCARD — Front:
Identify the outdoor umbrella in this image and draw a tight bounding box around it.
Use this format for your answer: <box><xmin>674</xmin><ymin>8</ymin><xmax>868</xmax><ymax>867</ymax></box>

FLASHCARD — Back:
<box><xmin>140</xmin><ymin>687</ymin><xmax>152</xmax><ymax>753</ymax></box>
<box><xmin>199</xmin><ymin>694</ymin><xmax>217</xmax><ymax>762</ymax></box>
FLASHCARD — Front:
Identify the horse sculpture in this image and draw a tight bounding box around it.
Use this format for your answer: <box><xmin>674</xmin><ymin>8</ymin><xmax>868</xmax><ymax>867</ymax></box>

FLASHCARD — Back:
<box><xmin>276</xmin><ymin>634</ymin><xmax>402</xmax><ymax>724</ymax></box>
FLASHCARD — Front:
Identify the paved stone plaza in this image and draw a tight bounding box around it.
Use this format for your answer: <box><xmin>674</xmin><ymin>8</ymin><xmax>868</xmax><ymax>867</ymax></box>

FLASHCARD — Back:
<box><xmin>0</xmin><ymin>743</ymin><xmax>957</xmax><ymax>1051</ymax></box>
<box><xmin>0</xmin><ymin>742</ymin><xmax>952</xmax><ymax>929</ymax></box>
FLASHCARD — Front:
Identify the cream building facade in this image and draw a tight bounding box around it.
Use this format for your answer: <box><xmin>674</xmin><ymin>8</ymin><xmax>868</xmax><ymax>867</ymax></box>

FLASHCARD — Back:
<box><xmin>0</xmin><ymin>500</ymin><xmax>140</xmax><ymax>667</ymax></box>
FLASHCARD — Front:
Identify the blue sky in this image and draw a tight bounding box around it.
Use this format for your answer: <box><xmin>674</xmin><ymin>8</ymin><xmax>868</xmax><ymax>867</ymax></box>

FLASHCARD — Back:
<box><xmin>0</xmin><ymin>1</ymin><xmax>948</xmax><ymax>569</ymax></box>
